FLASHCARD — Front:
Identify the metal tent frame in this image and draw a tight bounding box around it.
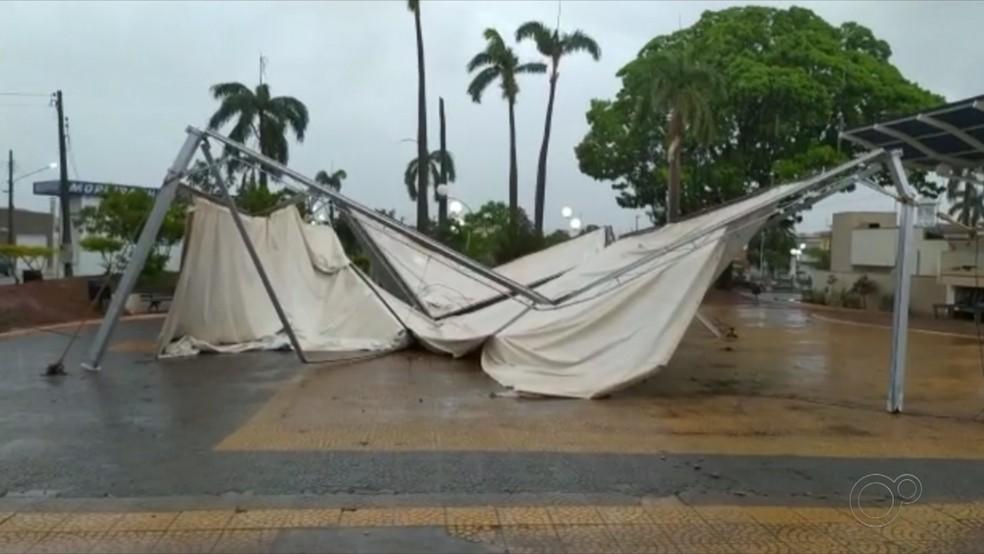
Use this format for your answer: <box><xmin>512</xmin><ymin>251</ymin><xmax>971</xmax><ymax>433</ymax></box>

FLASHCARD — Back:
<box><xmin>81</xmin><ymin>125</ymin><xmax>920</xmax><ymax>413</ymax></box>
<box><xmin>841</xmin><ymin>94</ymin><xmax>984</xmax><ymax>412</ymax></box>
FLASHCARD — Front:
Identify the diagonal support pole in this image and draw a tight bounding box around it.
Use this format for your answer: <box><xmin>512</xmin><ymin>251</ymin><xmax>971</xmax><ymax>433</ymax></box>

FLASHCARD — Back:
<box><xmin>199</xmin><ymin>141</ymin><xmax>308</xmax><ymax>363</ymax></box>
<box><xmin>82</xmin><ymin>131</ymin><xmax>201</xmax><ymax>371</ymax></box>
<box><xmin>884</xmin><ymin>149</ymin><xmax>917</xmax><ymax>413</ymax></box>
<box><xmin>340</xmin><ymin>208</ymin><xmax>433</xmax><ymax>318</ymax></box>
<box><xmin>196</xmin><ymin>127</ymin><xmax>553</xmax><ymax>306</ymax></box>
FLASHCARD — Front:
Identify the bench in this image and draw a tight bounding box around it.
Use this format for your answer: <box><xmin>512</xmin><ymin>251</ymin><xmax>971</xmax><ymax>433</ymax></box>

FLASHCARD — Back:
<box><xmin>140</xmin><ymin>293</ymin><xmax>173</xmax><ymax>313</ymax></box>
<box><xmin>935</xmin><ymin>303</ymin><xmax>984</xmax><ymax>323</ymax></box>
<box><xmin>933</xmin><ymin>303</ymin><xmax>958</xmax><ymax>319</ymax></box>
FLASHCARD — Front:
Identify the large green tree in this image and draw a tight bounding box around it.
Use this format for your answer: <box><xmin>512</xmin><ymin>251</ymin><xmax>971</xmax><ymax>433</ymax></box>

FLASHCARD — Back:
<box><xmin>407</xmin><ymin>0</ymin><xmax>430</xmax><ymax>233</ymax></box>
<box><xmin>467</xmin><ymin>29</ymin><xmax>546</xmax><ymax>232</ymax></box>
<box><xmin>207</xmin><ymin>82</ymin><xmax>309</xmax><ymax>190</ymax></box>
<box><xmin>77</xmin><ymin>189</ymin><xmax>186</xmax><ymax>278</ymax></box>
<box><xmin>576</xmin><ymin>6</ymin><xmax>942</xmax><ymax>224</ymax></box>
<box><xmin>516</xmin><ymin>21</ymin><xmax>600</xmax><ymax>235</ymax></box>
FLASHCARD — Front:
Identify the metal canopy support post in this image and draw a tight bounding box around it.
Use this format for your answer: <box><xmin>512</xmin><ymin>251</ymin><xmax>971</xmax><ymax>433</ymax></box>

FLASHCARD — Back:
<box><xmin>82</xmin><ymin>132</ymin><xmax>201</xmax><ymax>371</ymax></box>
<box><xmin>195</xmin><ymin>127</ymin><xmax>553</xmax><ymax>306</ymax></box>
<box><xmin>199</xmin><ymin>141</ymin><xmax>308</xmax><ymax>363</ymax></box>
<box><xmin>885</xmin><ymin>150</ymin><xmax>918</xmax><ymax>413</ymax></box>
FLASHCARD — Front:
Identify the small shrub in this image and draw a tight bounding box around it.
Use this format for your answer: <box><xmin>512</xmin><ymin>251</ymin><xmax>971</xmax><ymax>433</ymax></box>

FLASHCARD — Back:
<box><xmin>851</xmin><ymin>275</ymin><xmax>879</xmax><ymax>309</ymax></box>
<box><xmin>801</xmin><ymin>289</ymin><xmax>827</xmax><ymax>305</ymax></box>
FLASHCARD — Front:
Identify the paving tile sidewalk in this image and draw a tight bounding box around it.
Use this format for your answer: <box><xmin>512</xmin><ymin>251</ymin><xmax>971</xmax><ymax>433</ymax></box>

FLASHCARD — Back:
<box><xmin>2</xmin><ymin>497</ymin><xmax>983</xmax><ymax>553</ymax></box>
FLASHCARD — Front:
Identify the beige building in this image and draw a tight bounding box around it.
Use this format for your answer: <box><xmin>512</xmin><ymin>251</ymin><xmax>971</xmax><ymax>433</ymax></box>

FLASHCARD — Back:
<box><xmin>806</xmin><ymin>211</ymin><xmax>950</xmax><ymax>316</ymax></box>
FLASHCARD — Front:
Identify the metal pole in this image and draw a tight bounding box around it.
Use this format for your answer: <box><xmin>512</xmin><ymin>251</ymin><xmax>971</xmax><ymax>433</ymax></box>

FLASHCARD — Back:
<box><xmin>195</xmin><ymin>127</ymin><xmax>553</xmax><ymax>305</ymax></box>
<box><xmin>81</xmin><ymin>131</ymin><xmax>200</xmax><ymax>371</ymax></box>
<box><xmin>554</xmin><ymin>151</ymin><xmax>886</xmax><ymax>304</ymax></box>
<box><xmin>885</xmin><ymin>150</ymin><xmax>918</xmax><ymax>413</ymax></box>
<box><xmin>6</xmin><ymin>150</ymin><xmax>13</xmax><ymax>245</ymax></box>
<box><xmin>341</xmin><ymin>208</ymin><xmax>432</xmax><ymax>318</ymax></box>
<box><xmin>55</xmin><ymin>90</ymin><xmax>72</xmax><ymax>277</ymax></box>
<box><xmin>200</xmin><ymin>141</ymin><xmax>308</xmax><ymax>363</ymax></box>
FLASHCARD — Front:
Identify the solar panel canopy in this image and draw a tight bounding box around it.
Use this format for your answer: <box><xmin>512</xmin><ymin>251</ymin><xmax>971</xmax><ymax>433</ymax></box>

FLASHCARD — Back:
<box><xmin>841</xmin><ymin>94</ymin><xmax>984</xmax><ymax>170</ymax></box>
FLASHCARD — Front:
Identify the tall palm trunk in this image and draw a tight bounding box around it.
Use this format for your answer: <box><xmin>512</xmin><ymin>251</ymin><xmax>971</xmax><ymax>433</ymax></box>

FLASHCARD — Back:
<box><xmin>413</xmin><ymin>7</ymin><xmax>429</xmax><ymax>233</ymax></box>
<box><xmin>665</xmin><ymin>108</ymin><xmax>683</xmax><ymax>223</ymax></box>
<box><xmin>438</xmin><ymin>97</ymin><xmax>448</xmax><ymax>227</ymax></box>
<box><xmin>507</xmin><ymin>97</ymin><xmax>519</xmax><ymax>234</ymax></box>
<box><xmin>533</xmin><ymin>65</ymin><xmax>558</xmax><ymax>236</ymax></box>
<box><xmin>963</xmin><ymin>171</ymin><xmax>974</xmax><ymax>226</ymax></box>
<box><xmin>257</xmin><ymin>109</ymin><xmax>268</xmax><ymax>191</ymax></box>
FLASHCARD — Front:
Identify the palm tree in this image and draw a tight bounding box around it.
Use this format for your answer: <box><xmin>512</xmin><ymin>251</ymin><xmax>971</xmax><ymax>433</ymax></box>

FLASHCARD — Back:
<box><xmin>208</xmin><ymin>82</ymin><xmax>308</xmax><ymax>190</ymax></box>
<box><xmin>516</xmin><ymin>21</ymin><xmax>600</xmax><ymax>236</ymax></box>
<box><xmin>315</xmin><ymin>169</ymin><xmax>347</xmax><ymax>223</ymax></box>
<box><xmin>404</xmin><ymin>150</ymin><xmax>456</xmax><ymax>202</ymax></box>
<box><xmin>947</xmin><ymin>172</ymin><xmax>984</xmax><ymax>226</ymax></box>
<box><xmin>634</xmin><ymin>49</ymin><xmax>717</xmax><ymax>223</ymax></box>
<box><xmin>437</xmin><ymin>97</ymin><xmax>450</xmax><ymax>227</ymax></box>
<box><xmin>408</xmin><ymin>0</ymin><xmax>430</xmax><ymax>233</ymax></box>
<box><xmin>467</xmin><ymin>28</ymin><xmax>546</xmax><ymax>232</ymax></box>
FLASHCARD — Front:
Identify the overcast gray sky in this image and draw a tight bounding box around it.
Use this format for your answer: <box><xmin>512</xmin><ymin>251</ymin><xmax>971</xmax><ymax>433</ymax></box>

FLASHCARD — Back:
<box><xmin>3</xmin><ymin>1</ymin><xmax>984</xmax><ymax>235</ymax></box>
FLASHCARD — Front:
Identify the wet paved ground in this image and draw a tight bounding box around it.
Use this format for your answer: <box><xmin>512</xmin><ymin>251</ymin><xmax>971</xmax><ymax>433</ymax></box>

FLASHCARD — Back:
<box><xmin>3</xmin><ymin>298</ymin><xmax>984</xmax><ymax>551</ymax></box>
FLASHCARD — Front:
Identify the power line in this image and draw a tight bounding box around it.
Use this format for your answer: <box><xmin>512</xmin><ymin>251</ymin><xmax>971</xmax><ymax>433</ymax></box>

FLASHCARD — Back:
<box><xmin>0</xmin><ymin>102</ymin><xmax>50</xmax><ymax>108</ymax></box>
<box><xmin>0</xmin><ymin>92</ymin><xmax>50</xmax><ymax>97</ymax></box>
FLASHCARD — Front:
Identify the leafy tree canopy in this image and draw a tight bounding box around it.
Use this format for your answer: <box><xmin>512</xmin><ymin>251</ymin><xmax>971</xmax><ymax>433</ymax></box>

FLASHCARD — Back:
<box><xmin>438</xmin><ymin>201</ymin><xmax>571</xmax><ymax>266</ymax></box>
<box><xmin>575</xmin><ymin>6</ymin><xmax>943</xmax><ymax>223</ymax></box>
<box><xmin>0</xmin><ymin>244</ymin><xmax>56</xmax><ymax>282</ymax></box>
<box><xmin>77</xmin><ymin>189</ymin><xmax>187</xmax><ymax>277</ymax></box>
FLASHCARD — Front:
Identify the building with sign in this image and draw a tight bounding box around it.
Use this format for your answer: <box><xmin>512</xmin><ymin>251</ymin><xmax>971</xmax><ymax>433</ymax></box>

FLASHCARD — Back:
<box><xmin>32</xmin><ymin>179</ymin><xmax>179</xmax><ymax>277</ymax></box>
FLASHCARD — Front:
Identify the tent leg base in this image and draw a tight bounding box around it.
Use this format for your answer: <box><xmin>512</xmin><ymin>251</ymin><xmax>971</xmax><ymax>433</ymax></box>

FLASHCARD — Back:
<box><xmin>80</xmin><ymin>362</ymin><xmax>101</xmax><ymax>372</ymax></box>
<box><xmin>44</xmin><ymin>362</ymin><xmax>67</xmax><ymax>376</ymax></box>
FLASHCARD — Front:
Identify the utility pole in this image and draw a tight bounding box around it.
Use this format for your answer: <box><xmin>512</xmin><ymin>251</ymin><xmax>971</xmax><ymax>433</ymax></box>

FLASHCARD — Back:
<box><xmin>55</xmin><ymin>90</ymin><xmax>72</xmax><ymax>277</ymax></box>
<box><xmin>7</xmin><ymin>150</ymin><xmax>13</xmax><ymax>245</ymax></box>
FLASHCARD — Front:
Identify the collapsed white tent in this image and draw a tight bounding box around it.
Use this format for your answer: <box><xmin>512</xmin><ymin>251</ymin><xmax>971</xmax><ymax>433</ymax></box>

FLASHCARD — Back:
<box><xmin>158</xmin><ymin>199</ymin><xmax>407</xmax><ymax>356</ymax></box>
<box><xmin>84</xmin><ymin>127</ymin><xmax>920</xmax><ymax>410</ymax></box>
<box><xmin>359</xmin><ymin>182</ymin><xmax>788</xmax><ymax>397</ymax></box>
<box><xmin>352</xmin><ymin>211</ymin><xmax>608</xmax><ymax>317</ymax></box>
<box><xmin>156</xmin><ymin>173</ymin><xmax>846</xmax><ymax>398</ymax></box>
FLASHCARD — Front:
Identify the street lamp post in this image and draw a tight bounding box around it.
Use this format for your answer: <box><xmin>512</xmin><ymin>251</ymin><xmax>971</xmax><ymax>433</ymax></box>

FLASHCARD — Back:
<box><xmin>436</xmin><ymin>184</ymin><xmax>482</xmax><ymax>251</ymax></box>
<box><xmin>6</xmin><ymin>150</ymin><xmax>11</xmax><ymax>245</ymax></box>
<box><xmin>789</xmin><ymin>243</ymin><xmax>806</xmax><ymax>288</ymax></box>
<box><xmin>3</xmin><ymin>151</ymin><xmax>58</xmax><ymax>245</ymax></box>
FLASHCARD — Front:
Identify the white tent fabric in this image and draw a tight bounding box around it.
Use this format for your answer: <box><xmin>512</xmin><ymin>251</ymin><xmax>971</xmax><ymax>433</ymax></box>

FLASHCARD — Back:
<box><xmin>352</xmin><ymin>212</ymin><xmax>607</xmax><ymax>317</ymax></box>
<box><xmin>158</xmin><ymin>199</ymin><xmax>407</xmax><ymax>356</ymax></box>
<box><xmin>159</xmin><ymin>177</ymin><xmax>803</xmax><ymax>398</ymax></box>
<box><xmin>363</xmin><ymin>182</ymin><xmax>791</xmax><ymax>396</ymax></box>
